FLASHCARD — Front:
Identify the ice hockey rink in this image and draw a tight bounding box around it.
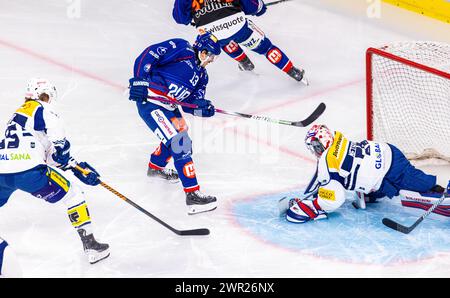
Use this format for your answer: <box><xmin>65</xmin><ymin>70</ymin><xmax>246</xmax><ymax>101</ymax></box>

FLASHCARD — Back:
<box><xmin>0</xmin><ymin>0</ymin><xmax>449</xmax><ymax>277</ymax></box>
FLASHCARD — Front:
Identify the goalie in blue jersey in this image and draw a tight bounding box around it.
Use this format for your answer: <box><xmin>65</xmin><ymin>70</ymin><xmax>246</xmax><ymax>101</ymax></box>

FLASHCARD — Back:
<box><xmin>128</xmin><ymin>33</ymin><xmax>220</xmax><ymax>215</ymax></box>
<box><xmin>280</xmin><ymin>124</ymin><xmax>450</xmax><ymax>223</ymax></box>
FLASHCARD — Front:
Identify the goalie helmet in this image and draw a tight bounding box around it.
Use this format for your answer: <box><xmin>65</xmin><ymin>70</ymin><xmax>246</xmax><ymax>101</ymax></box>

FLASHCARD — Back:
<box><xmin>25</xmin><ymin>78</ymin><xmax>57</xmax><ymax>103</ymax></box>
<box><xmin>305</xmin><ymin>124</ymin><xmax>334</xmax><ymax>158</ymax></box>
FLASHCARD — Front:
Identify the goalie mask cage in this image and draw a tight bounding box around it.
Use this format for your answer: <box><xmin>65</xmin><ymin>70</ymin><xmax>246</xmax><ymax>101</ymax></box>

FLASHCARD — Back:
<box><xmin>366</xmin><ymin>41</ymin><xmax>450</xmax><ymax>162</ymax></box>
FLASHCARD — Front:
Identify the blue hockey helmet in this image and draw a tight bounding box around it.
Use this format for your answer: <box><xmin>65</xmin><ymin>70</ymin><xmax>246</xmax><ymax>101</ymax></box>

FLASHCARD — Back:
<box><xmin>193</xmin><ymin>32</ymin><xmax>221</xmax><ymax>56</ymax></box>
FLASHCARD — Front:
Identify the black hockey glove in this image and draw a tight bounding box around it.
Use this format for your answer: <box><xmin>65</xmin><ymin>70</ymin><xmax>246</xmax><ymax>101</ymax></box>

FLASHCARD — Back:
<box><xmin>182</xmin><ymin>99</ymin><xmax>215</xmax><ymax>118</ymax></box>
<box><xmin>128</xmin><ymin>78</ymin><xmax>149</xmax><ymax>102</ymax></box>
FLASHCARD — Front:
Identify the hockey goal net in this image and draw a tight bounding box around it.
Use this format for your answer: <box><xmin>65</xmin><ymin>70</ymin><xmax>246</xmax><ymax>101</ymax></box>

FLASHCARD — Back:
<box><xmin>366</xmin><ymin>41</ymin><xmax>450</xmax><ymax>162</ymax></box>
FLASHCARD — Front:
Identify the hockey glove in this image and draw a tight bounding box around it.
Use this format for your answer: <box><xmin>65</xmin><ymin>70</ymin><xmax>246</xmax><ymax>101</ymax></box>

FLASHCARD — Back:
<box><xmin>128</xmin><ymin>78</ymin><xmax>150</xmax><ymax>102</ymax></box>
<box><xmin>255</xmin><ymin>2</ymin><xmax>267</xmax><ymax>16</ymax></box>
<box><xmin>286</xmin><ymin>198</ymin><xmax>328</xmax><ymax>223</ymax></box>
<box><xmin>52</xmin><ymin>140</ymin><xmax>74</xmax><ymax>170</ymax></box>
<box><xmin>72</xmin><ymin>162</ymin><xmax>101</xmax><ymax>186</ymax></box>
<box><xmin>183</xmin><ymin>99</ymin><xmax>215</xmax><ymax>118</ymax></box>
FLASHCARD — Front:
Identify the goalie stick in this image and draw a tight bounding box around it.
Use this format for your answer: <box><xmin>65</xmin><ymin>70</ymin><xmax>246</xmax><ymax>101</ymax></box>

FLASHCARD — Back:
<box><xmin>148</xmin><ymin>96</ymin><xmax>326</xmax><ymax>127</ymax></box>
<box><xmin>382</xmin><ymin>194</ymin><xmax>446</xmax><ymax>234</ymax></box>
<box><xmin>74</xmin><ymin>165</ymin><xmax>210</xmax><ymax>236</ymax></box>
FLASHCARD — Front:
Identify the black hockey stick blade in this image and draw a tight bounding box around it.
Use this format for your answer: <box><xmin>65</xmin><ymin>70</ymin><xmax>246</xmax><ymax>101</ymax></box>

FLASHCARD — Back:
<box><xmin>292</xmin><ymin>102</ymin><xmax>326</xmax><ymax>127</ymax></box>
<box><xmin>178</xmin><ymin>228</ymin><xmax>210</xmax><ymax>236</ymax></box>
<box><xmin>382</xmin><ymin>218</ymin><xmax>415</xmax><ymax>234</ymax></box>
<box><xmin>382</xmin><ymin>217</ymin><xmax>425</xmax><ymax>234</ymax></box>
<box><xmin>382</xmin><ymin>194</ymin><xmax>446</xmax><ymax>234</ymax></box>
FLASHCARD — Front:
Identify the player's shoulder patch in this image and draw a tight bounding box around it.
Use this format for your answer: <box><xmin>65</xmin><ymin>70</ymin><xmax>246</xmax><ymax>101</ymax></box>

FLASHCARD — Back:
<box><xmin>326</xmin><ymin>131</ymin><xmax>348</xmax><ymax>171</ymax></box>
<box><xmin>15</xmin><ymin>100</ymin><xmax>42</xmax><ymax>117</ymax></box>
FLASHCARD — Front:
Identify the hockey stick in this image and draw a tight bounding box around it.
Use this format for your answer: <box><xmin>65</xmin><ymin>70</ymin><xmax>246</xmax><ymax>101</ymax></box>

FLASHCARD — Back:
<box><xmin>74</xmin><ymin>165</ymin><xmax>210</xmax><ymax>236</ymax></box>
<box><xmin>382</xmin><ymin>194</ymin><xmax>446</xmax><ymax>234</ymax></box>
<box><xmin>148</xmin><ymin>96</ymin><xmax>326</xmax><ymax>127</ymax></box>
<box><xmin>266</xmin><ymin>0</ymin><xmax>292</xmax><ymax>7</ymax></box>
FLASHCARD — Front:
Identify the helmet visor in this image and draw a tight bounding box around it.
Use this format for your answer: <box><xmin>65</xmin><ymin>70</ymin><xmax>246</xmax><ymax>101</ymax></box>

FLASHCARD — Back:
<box><xmin>307</xmin><ymin>138</ymin><xmax>326</xmax><ymax>158</ymax></box>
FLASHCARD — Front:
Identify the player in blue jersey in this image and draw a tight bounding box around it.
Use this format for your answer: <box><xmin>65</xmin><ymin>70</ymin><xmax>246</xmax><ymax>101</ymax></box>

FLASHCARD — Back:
<box><xmin>279</xmin><ymin>124</ymin><xmax>450</xmax><ymax>223</ymax></box>
<box><xmin>128</xmin><ymin>33</ymin><xmax>220</xmax><ymax>215</ymax></box>
<box><xmin>0</xmin><ymin>78</ymin><xmax>109</xmax><ymax>264</ymax></box>
<box><xmin>0</xmin><ymin>237</ymin><xmax>22</xmax><ymax>277</ymax></box>
<box><xmin>173</xmin><ymin>0</ymin><xmax>309</xmax><ymax>84</ymax></box>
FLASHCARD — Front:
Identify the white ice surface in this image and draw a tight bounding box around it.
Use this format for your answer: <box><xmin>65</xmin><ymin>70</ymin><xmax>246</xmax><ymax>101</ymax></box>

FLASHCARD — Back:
<box><xmin>0</xmin><ymin>0</ymin><xmax>449</xmax><ymax>277</ymax></box>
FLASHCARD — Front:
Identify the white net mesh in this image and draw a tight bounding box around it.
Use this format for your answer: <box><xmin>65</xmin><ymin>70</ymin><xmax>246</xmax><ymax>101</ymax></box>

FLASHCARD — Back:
<box><xmin>369</xmin><ymin>41</ymin><xmax>450</xmax><ymax>161</ymax></box>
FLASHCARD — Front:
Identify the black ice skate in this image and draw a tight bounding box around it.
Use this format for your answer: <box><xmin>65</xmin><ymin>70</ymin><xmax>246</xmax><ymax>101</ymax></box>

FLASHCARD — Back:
<box><xmin>287</xmin><ymin>66</ymin><xmax>309</xmax><ymax>85</ymax></box>
<box><xmin>238</xmin><ymin>56</ymin><xmax>255</xmax><ymax>71</ymax></box>
<box><xmin>186</xmin><ymin>191</ymin><xmax>217</xmax><ymax>215</ymax></box>
<box><xmin>147</xmin><ymin>167</ymin><xmax>180</xmax><ymax>183</ymax></box>
<box><xmin>77</xmin><ymin>229</ymin><xmax>110</xmax><ymax>264</ymax></box>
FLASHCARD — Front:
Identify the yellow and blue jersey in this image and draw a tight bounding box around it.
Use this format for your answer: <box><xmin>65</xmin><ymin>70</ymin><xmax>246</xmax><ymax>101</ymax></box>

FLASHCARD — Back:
<box><xmin>317</xmin><ymin>131</ymin><xmax>392</xmax><ymax>194</ymax></box>
<box><xmin>0</xmin><ymin>100</ymin><xmax>66</xmax><ymax>173</ymax></box>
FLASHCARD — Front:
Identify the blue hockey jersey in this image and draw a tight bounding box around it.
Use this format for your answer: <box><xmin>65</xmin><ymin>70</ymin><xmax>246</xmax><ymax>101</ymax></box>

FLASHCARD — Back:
<box><xmin>133</xmin><ymin>38</ymin><xmax>209</xmax><ymax>110</ymax></box>
<box><xmin>173</xmin><ymin>0</ymin><xmax>265</xmax><ymax>26</ymax></box>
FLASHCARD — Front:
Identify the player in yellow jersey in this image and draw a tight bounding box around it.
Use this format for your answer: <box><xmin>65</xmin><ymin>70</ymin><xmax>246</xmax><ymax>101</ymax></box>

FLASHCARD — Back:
<box><xmin>281</xmin><ymin>124</ymin><xmax>449</xmax><ymax>223</ymax></box>
<box><xmin>0</xmin><ymin>78</ymin><xmax>109</xmax><ymax>264</ymax></box>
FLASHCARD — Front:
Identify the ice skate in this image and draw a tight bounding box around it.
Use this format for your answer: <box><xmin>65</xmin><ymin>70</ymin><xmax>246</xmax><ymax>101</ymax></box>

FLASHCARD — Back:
<box><xmin>238</xmin><ymin>56</ymin><xmax>255</xmax><ymax>71</ymax></box>
<box><xmin>78</xmin><ymin>229</ymin><xmax>110</xmax><ymax>264</ymax></box>
<box><xmin>147</xmin><ymin>167</ymin><xmax>180</xmax><ymax>183</ymax></box>
<box><xmin>186</xmin><ymin>190</ymin><xmax>217</xmax><ymax>215</ymax></box>
<box><xmin>287</xmin><ymin>66</ymin><xmax>309</xmax><ymax>85</ymax></box>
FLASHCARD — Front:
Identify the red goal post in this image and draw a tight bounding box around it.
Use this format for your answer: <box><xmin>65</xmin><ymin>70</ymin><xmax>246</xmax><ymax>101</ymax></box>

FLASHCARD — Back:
<box><xmin>366</xmin><ymin>42</ymin><xmax>450</xmax><ymax>161</ymax></box>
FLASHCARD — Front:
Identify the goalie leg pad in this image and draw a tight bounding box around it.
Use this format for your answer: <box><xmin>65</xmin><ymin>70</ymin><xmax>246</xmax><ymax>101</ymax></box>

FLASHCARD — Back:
<box><xmin>400</xmin><ymin>189</ymin><xmax>450</xmax><ymax>217</ymax></box>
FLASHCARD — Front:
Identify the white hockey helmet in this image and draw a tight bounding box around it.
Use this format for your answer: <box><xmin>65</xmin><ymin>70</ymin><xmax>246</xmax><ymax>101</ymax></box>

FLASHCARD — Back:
<box><xmin>305</xmin><ymin>124</ymin><xmax>334</xmax><ymax>158</ymax></box>
<box><xmin>25</xmin><ymin>78</ymin><xmax>57</xmax><ymax>103</ymax></box>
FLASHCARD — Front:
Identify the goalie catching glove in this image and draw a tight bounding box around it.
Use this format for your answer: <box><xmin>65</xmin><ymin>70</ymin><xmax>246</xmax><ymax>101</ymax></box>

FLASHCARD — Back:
<box><xmin>286</xmin><ymin>198</ymin><xmax>328</xmax><ymax>223</ymax></box>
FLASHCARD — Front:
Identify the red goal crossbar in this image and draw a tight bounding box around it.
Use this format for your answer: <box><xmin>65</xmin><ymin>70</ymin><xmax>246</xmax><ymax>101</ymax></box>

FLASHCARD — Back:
<box><xmin>366</xmin><ymin>47</ymin><xmax>450</xmax><ymax>141</ymax></box>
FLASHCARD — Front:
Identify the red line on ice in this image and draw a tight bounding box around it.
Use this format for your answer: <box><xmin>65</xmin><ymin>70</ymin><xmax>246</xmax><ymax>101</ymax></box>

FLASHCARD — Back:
<box><xmin>0</xmin><ymin>38</ymin><xmax>357</xmax><ymax>163</ymax></box>
<box><xmin>0</xmin><ymin>38</ymin><xmax>124</xmax><ymax>91</ymax></box>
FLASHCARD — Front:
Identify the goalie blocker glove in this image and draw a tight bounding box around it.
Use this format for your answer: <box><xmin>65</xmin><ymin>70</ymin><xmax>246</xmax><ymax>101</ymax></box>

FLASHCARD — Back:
<box><xmin>286</xmin><ymin>198</ymin><xmax>328</xmax><ymax>223</ymax></box>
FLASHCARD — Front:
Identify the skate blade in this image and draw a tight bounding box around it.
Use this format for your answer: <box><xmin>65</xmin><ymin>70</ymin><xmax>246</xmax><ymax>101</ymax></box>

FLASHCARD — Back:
<box><xmin>86</xmin><ymin>249</ymin><xmax>110</xmax><ymax>264</ymax></box>
<box><xmin>300</xmin><ymin>77</ymin><xmax>310</xmax><ymax>86</ymax></box>
<box><xmin>188</xmin><ymin>203</ymin><xmax>217</xmax><ymax>215</ymax></box>
<box><xmin>147</xmin><ymin>173</ymin><xmax>180</xmax><ymax>184</ymax></box>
